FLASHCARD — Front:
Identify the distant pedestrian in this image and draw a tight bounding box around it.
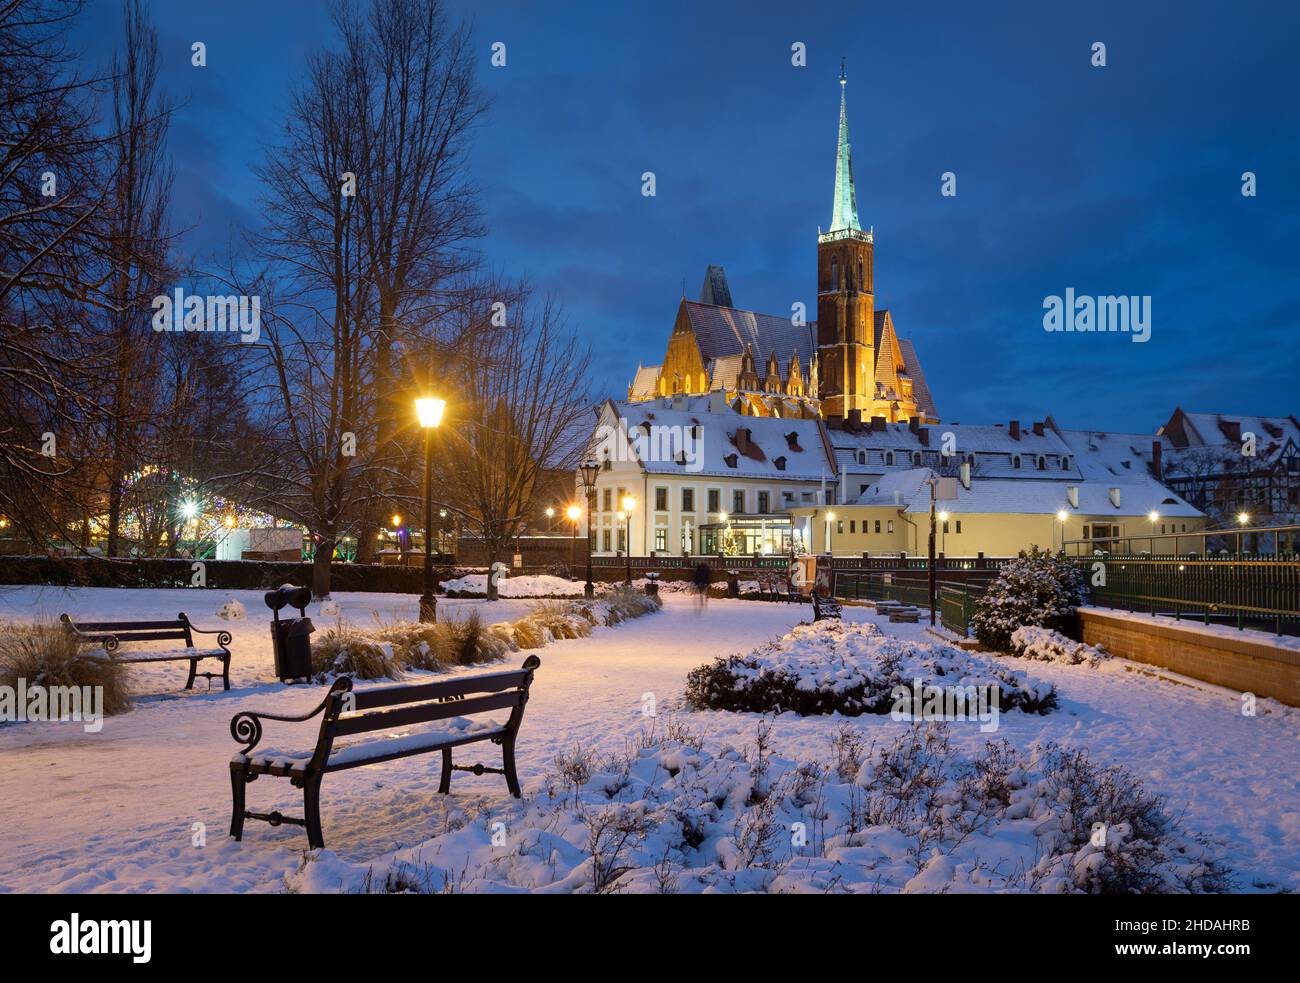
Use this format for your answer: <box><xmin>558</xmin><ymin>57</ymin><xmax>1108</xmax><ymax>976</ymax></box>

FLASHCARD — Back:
<box><xmin>692</xmin><ymin>561</ymin><xmax>711</xmax><ymax>611</ymax></box>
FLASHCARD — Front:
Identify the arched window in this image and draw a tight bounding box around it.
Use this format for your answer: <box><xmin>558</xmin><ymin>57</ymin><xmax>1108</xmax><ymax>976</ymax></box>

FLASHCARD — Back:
<box><xmin>965</xmin><ymin>453</ymin><xmax>976</xmax><ymax>466</ymax></box>
<box><xmin>1012</xmin><ymin>455</ymin><xmax>1022</xmax><ymax>469</ymax></box>
<box><xmin>1061</xmin><ymin>456</ymin><xmax>1071</xmax><ymax>470</ymax></box>
<box><xmin>884</xmin><ymin>451</ymin><xmax>895</xmax><ymax>466</ymax></box>
<box><xmin>912</xmin><ymin>452</ymin><xmax>924</xmax><ymax>466</ymax></box>
<box><xmin>830</xmin><ymin>257</ymin><xmax>838</xmax><ymax>289</ymax></box>
<box><xmin>857</xmin><ymin>451</ymin><xmax>866</xmax><ymax>465</ymax></box>
<box><xmin>1036</xmin><ymin>455</ymin><xmax>1047</xmax><ymax>471</ymax></box>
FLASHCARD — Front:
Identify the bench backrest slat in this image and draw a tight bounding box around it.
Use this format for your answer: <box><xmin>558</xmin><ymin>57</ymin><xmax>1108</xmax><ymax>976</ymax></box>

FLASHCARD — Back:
<box><xmin>72</xmin><ymin>620</ymin><xmax>187</xmax><ymax>633</ymax></box>
<box><xmin>350</xmin><ymin>669</ymin><xmax>530</xmax><ymax>711</ymax></box>
<box><xmin>330</xmin><ymin>690</ymin><xmax>523</xmax><ymax>737</ymax></box>
<box><xmin>85</xmin><ymin>629</ymin><xmax>191</xmax><ymax>643</ymax></box>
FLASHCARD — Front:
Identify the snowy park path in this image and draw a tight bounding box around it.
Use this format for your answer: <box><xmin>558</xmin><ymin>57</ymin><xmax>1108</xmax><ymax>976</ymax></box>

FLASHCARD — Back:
<box><xmin>0</xmin><ymin>586</ymin><xmax>1297</xmax><ymax>892</ymax></box>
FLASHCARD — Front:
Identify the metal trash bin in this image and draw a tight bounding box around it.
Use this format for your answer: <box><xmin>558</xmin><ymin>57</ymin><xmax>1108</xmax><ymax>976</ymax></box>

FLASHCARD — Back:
<box><xmin>265</xmin><ymin>584</ymin><xmax>315</xmax><ymax>682</ymax></box>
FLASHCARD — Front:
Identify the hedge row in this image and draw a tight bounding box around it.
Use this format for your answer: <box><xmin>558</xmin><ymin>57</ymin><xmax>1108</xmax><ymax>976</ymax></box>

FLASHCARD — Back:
<box><xmin>0</xmin><ymin>555</ymin><xmax>458</xmax><ymax>593</ymax></box>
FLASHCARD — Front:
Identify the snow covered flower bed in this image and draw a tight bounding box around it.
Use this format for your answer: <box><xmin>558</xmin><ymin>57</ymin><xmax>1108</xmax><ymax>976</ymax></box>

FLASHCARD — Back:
<box><xmin>1009</xmin><ymin>626</ymin><xmax>1110</xmax><ymax>666</ymax></box>
<box><xmin>287</xmin><ymin>722</ymin><xmax>1233</xmax><ymax>894</ymax></box>
<box><xmin>686</xmin><ymin>620</ymin><xmax>1057</xmax><ymax>717</ymax></box>
<box><xmin>442</xmin><ymin>574</ymin><xmax>584</xmax><ymax>598</ymax></box>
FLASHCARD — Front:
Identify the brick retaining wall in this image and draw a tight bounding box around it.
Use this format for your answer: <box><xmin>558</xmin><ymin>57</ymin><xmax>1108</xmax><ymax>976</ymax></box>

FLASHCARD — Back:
<box><xmin>1079</xmin><ymin>607</ymin><xmax>1300</xmax><ymax>707</ymax></box>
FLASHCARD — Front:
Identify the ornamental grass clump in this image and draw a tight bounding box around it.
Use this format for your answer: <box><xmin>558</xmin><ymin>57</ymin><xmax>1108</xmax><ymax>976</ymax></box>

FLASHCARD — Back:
<box><xmin>0</xmin><ymin>620</ymin><xmax>132</xmax><ymax>716</ymax></box>
<box><xmin>310</xmin><ymin>622</ymin><xmax>403</xmax><ymax>682</ymax></box>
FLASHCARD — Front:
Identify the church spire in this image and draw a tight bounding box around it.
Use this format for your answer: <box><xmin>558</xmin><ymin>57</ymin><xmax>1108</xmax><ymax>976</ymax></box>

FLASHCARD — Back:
<box><xmin>829</xmin><ymin>62</ymin><xmax>861</xmax><ymax>233</ymax></box>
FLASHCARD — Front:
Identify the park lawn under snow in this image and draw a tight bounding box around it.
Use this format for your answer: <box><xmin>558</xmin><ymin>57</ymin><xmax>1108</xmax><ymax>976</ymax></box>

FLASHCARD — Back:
<box><xmin>0</xmin><ymin>586</ymin><xmax>1296</xmax><ymax>892</ymax></box>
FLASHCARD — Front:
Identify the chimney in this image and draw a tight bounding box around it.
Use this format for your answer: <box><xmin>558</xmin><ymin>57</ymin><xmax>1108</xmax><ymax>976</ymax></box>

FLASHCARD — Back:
<box><xmin>672</xmin><ymin>393</ymin><xmax>686</xmax><ymax>411</ymax></box>
<box><xmin>959</xmin><ymin>461</ymin><xmax>971</xmax><ymax>489</ymax></box>
<box><xmin>847</xmin><ymin>408</ymin><xmax>862</xmax><ymax>428</ymax></box>
<box><xmin>871</xmin><ymin>416</ymin><xmax>887</xmax><ymax>432</ymax></box>
<box><xmin>708</xmin><ymin>389</ymin><xmax>727</xmax><ymax>414</ymax></box>
<box><xmin>1032</xmin><ymin>421</ymin><xmax>1045</xmax><ymax>437</ymax></box>
<box><xmin>1067</xmin><ymin>486</ymin><xmax>1079</xmax><ymax>508</ymax></box>
<box><xmin>1108</xmin><ymin>487</ymin><xmax>1121</xmax><ymax>509</ymax></box>
<box><xmin>908</xmin><ymin>417</ymin><xmax>920</xmax><ymax>432</ymax></box>
<box><xmin>1151</xmin><ymin>440</ymin><xmax>1163</xmax><ymax>480</ymax></box>
<box><xmin>893</xmin><ymin>490</ymin><xmax>902</xmax><ymax>506</ymax></box>
<box><xmin>734</xmin><ymin>427</ymin><xmax>752</xmax><ymax>454</ymax></box>
<box><xmin>918</xmin><ymin>428</ymin><xmax>930</xmax><ymax>447</ymax></box>
<box><xmin>1009</xmin><ymin>420</ymin><xmax>1020</xmax><ymax>441</ymax></box>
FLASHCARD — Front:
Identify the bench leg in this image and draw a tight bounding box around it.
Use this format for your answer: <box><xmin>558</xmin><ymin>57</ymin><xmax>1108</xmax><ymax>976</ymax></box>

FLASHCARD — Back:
<box><xmin>229</xmin><ymin>764</ymin><xmax>247</xmax><ymax>841</ymax></box>
<box><xmin>303</xmin><ymin>775</ymin><xmax>325</xmax><ymax>850</ymax></box>
<box><xmin>438</xmin><ymin>748</ymin><xmax>452</xmax><ymax>794</ymax></box>
<box><xmin>501</xmin><ymin>736</ymin><xmax>521</xmax><ymax>798</ymax></box>
<box><xmin>222</xmin><ymin>654</ymin><xmax>231</xmax><ymax>691</ymax></box>
<box><xmin>184</xmin><ymin>658</ymin><xmax>198</xmax><ymax>690</ymax></box>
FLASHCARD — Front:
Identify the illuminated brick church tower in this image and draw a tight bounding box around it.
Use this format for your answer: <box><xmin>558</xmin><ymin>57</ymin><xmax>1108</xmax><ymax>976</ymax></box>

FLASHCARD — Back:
<box><xmin>817</xmin><ymin>65</ymin><xmax>875</xmax><ymax>419</ymax></box>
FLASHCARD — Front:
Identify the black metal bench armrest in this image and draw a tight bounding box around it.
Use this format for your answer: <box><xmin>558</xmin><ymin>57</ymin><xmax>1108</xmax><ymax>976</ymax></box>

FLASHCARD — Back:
<box><xmin>230</xmin><ymin>678</ymin><xmax>352</xmax><ymax>756</ymax></box>
<box><xmin>58</xmin><ymin>613</ymin><xmax>121</xmax><ymax>652</ymax></box>
<box><xmin>178</xmin><ymin>612</ymin><xmax>232</xmax><ymax>648</ymax></box>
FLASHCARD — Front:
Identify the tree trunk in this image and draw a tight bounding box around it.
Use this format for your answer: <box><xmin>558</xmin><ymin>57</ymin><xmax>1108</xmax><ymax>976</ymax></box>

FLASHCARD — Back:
<box><xmin>312</xmin><ymin>531</ymin><xmax>334</xmax><ymax>599</ymax></box>
<box><xmin>485</xmin><ymin>535</ymin><xmax>499</xmax><ymax>601</ymax></box>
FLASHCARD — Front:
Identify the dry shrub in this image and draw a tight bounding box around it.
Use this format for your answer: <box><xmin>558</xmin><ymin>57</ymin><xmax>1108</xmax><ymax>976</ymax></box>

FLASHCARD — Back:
<box><xmin>526</xmin><ymin>601</ymin><xmax>593</xmax><ymax>642</ymax></box>
<box><xmin>311</xmin><ymin>622</ymin><xmax>403</xmax><ymax>681</ymax></box>
<box><xmin>601</xmin><ymin>588</ymin><xmax>662</xmax><ymax>626</ymax></box>
<box><xmin>510</xmin><ymin>617</ymin><xmax>547</xmax><ymax>650</ymax></box>
<box><xmin>0</xmin><ymin>621</ymin><xmax>132</xmax><ymax>715</ymax></box>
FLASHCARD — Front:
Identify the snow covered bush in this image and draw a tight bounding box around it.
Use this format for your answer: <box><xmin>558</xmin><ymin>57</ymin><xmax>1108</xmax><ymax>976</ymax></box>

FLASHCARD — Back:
<box><xmin>0</xmin><ymin>621</ymin><xmax>132</xmax><ymax>715</ymax></box>
<box><xmin>288</xmin><ymin>723</ymin><xmax>1233</xmax><ymax>894</ymax></box>
<box><xmin>442</xmin><ymin>574</ymin><xmax>584</xmax><ymax>599</ymax></box>
<box><xmin>216</xmin><ymin>598</ymin><xmax>246</xmax><ymax>620</ymax></box>
<box><xmin>600</xmin><ymin>586</ymin><xmax>661</xmax><ymax>625</ymax></box>
<box><xmin>970</xmin><ymin>546</ymin><xmax>1088</xmax><ymax>653</ymax></box>
<box><xmin>1009</xmin><ymin>626</ymin><xmax>1110</xmax><ymax>666</ymax></box>
<box><xmin>685</xmin><ymin>620</ymin><xmax>1057</xmax><ymax>717</ymax></box>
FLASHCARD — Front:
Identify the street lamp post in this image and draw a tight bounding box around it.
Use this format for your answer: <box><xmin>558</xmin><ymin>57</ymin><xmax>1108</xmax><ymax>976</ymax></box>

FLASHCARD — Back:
<box><xmin>579</xmin><ymin>460</ymin><xmax>600</xmax><ymax>599</ymax></box>
<box><xmin>938</xmin><ymin>510</ymin><xmax>949</xmax><ymax>557</ymax></box>
<box><xmin>415</xmin><ymin>396</ymin><xmax>446</xmax><ymax>622</ymax></box>
<box><xmin>621</xmin><ymin>494</ymin><xmax>636</xmax><ymax>585</ymax></box>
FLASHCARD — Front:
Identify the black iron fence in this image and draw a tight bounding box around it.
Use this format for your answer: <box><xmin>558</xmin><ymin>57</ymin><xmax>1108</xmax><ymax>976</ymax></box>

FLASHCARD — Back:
<box><xmin>831</xmin><ymin>572</ymin><xmax>990</xmax><ymax>638</ymax></box>
<box><xmin>1074</xmin><ymin>554</ymin><xmax>1300</xmax><ymax>636</ymax></box>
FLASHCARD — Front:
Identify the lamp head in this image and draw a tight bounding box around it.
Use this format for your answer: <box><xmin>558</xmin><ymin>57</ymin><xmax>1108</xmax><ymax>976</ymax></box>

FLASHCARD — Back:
<box><xmin>415</xmin><ymin>396</ymin><xmax>445</xmax><ymax>429</ymax></box>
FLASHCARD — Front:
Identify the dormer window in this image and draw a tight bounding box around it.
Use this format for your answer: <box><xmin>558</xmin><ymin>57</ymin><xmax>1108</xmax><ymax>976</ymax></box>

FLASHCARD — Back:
<box><xmin>723</xmin><ymin>453</ymin><xmax>738</xmax><ymax>469</ymax></box>
<box><xmin>774</xmin><ymin>455</ymin><xmax>787</xmax><ymax>471</ymax></box>
<box><xmin>912</xmin><ymin>451</ymin><xmax>923</xmax><ymax>466</ymax></box>
<box><xmin>884</xmin><ymin>451</ymin><xmax>895</xmax><ymax>466</ymax></box>
<box><xmin>1012</xmin><ymin>455</ymin><xmax>1022</xmax><ymax>469</ymax></box>
<box><xmin>1036</xmin><ymin>455</ymin><xmax>1047</xmax><ymax>471</ymax></box>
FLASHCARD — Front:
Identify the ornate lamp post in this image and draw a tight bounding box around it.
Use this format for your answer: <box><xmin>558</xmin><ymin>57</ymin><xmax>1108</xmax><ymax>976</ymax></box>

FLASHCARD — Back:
<box><xmin>566</xmin><ymin>504</ymin><xmax>581</xmax><ymax>569</ymax></box>
<box><xmin>620</xmin><ymin>494</ymin><xmax>636</xmax><ymax>585</ymax></box>
<box><xmin>415</xmin><ymin>396</ymin><xmax>446</xmax><ymax>622</ymax></box>
<box><xmin>579</xmin><ymin>460</ymin><xmax>599</xmax><ymax>599</ymax></box>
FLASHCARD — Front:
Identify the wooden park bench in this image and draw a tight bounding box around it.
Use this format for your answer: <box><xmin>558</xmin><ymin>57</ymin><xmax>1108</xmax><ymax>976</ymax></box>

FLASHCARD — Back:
<box><xmin>228</xmin><ymin>655</ymin><xmax>542</xmax><ymax>850</ymax></box>
<box><xmin>811</xmin><ymin>593</ymin><xmax>842</xmax><ymax>622</ymax></box>
<box><xmin>60</xmin><ymin>612</ymin><xmax>232</xmax><ymax>690</ymax></box>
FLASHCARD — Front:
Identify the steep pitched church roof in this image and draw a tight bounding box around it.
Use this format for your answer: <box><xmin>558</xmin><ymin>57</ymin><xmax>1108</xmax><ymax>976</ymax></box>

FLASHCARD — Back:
<box><xmin>681</xmin><ymin>300</ymin><xmax>818</xmax><ymax>370</ymax></box>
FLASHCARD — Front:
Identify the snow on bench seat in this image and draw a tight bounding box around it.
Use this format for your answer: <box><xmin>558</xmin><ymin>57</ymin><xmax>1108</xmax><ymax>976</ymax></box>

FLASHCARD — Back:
<box><xmin>231</xmin><ymin>715</ymin><xmax>507</xmax><ymax>775</ymax></box>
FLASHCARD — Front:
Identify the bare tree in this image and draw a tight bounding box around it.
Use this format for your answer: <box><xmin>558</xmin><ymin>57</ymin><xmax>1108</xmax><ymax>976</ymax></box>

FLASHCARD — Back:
<box><xmin>434</xmin><ymin>287</ymin><xmax>592</xmax><ymax>600</ymax></box>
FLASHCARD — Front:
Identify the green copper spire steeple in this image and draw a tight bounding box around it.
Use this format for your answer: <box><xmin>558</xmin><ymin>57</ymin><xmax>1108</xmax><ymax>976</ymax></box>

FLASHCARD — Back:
<box><xmin>829</xmin><ymin>62</ymin><xmax>861</xmax><ymax>233</ymax></box>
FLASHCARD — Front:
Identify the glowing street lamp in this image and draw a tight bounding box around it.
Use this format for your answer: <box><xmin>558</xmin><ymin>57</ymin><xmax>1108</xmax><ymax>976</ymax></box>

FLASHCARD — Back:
<box><xmin>415</xmin><ymin>395</ymin><xmax>445</xmax><ymax>622</ymax></box>
<box><xmin>1056</xmin><ymin>509</ymin><xmax>1069</xmax><ymax>552</ymax></box>
<box><xmin>1237</xmin><ymin>511</ymin><xmax>1250</xmax><ymax>526</ymax></box>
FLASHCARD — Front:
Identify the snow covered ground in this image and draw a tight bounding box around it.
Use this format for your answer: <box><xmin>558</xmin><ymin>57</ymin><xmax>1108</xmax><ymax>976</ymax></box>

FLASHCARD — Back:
<box><xmin>0</xmin><ymin>585</ymin><xmax>1296</xmax><ymax>892</ymax></box>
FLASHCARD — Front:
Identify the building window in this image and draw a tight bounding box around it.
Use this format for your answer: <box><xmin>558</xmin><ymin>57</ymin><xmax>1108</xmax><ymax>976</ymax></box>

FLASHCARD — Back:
<box><xmin>655</xmin><ymin>487</ymin><xmax>668</xmax><ymax>511</ymax></box>
<box><xmin>956</xmin><ymin>520</ymin><xmax>963</xmax><ymax>534</ymax></box>
<box><xmin>602</xmin><ymin>489</ymin><xmax>612</xmax><ymax>511</ymax></box>
<box><xmin>733</xmin><ymin>490</ymin><xmax>745</xmax><ymax>514</ymax></box>
<box><xmin>887</xmin><ymin>520</ymin><xmax>894</xmax><ymax>533</ymax></box>
<box><xmin>707</xmin><ymin>488</ymin><xmax>720</xmax><ymax>513</ymax></box>
<box><xmin>837</xmin><ymin>521</ymin><xmax>844</xmax><ymax>534</ymax></box>
<box><xmin>849</xmin><ymin>520</ymin><xmax>855</xmax><ymax>533</ymax></box>
<box><xmin>654</xmin><ymin>527</ymin><xmax>667</xmax><ymax>551</ymax></box>
<box><xmin>874</xmin><ymin>520</ymin><xmax>881</xmax><ymax>533</ymax></box>
<box><xmin>942</xmin><ymin>520</ymin><xmax>949</xmax><ymax>533</ymax></box>
<box><xmin>757</xmin><ymin>491</ymin><xmax>770</xmax><ymax>513</ymax></box>
<box><xmin>884</xmin><ymin>451</ymin><xmax>895</xmax><ymax>466</ymax></box>
<box><xmin>617</xmin><ymin>527</ymin><xmax>626</xmax><ymax>552</ymax></box>
<box><xmin>682</xmin><ymin>488</ymin><xmax>694</xmax><ymax>512</ymax></box>
<box><xmin>1012</xmin><ymin>456</ymin><xmax>1022</xmax><ymax>469</ymax></box>
<box><xmin>602</xmin><ymin>529</ymin><xmax>611</xmax><ymax>551</ymax></box>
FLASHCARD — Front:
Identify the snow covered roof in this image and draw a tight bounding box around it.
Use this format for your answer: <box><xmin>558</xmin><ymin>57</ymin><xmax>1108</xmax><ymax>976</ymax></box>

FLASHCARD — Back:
<box><xmin>606</xmin><ymin>396</ymin><xmax>835</xmax><ymax>481</ymax></box>
<box><xmin>628</xmin><ymin>364</ymin><xmax>661</xmax><ymax>400</ymax></box>
<box><xmin>851</xmin><ymin>467</ymin><xmax>1203</xmax><ymax>518</ymax></box>
<box><xmin>831</xmin><ymin>421</ymin><xmax>1083</xmax><ymax>480</ymax></box>
<box><xmin>1054</xmin><ymin>429</ymin><xmax>1162</xmax><ymax>481</ymax></box>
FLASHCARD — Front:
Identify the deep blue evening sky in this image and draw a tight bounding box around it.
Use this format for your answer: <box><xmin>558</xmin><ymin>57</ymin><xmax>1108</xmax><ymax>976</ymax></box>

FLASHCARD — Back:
<box><xmin>70</xmin><ymin>0</ymin><xmax>1299</xmax><ymax>432</ymax></box>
